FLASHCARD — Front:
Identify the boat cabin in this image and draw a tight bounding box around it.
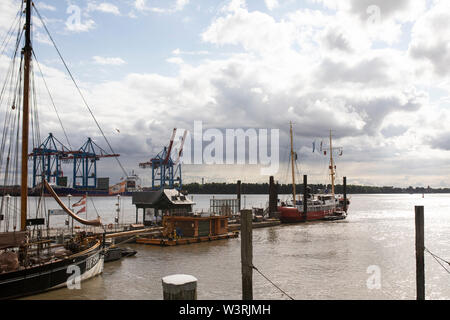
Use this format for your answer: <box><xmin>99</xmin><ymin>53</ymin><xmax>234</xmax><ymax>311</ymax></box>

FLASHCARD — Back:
<box><xmin>162</xmin><ymin>215</ymin><xmax>229</xmax><ymax>239</ymax></box>
<box><xmin>132</xmin><ymin>189</ymin><xmax>195</xmax><ymax>226</ymax></box>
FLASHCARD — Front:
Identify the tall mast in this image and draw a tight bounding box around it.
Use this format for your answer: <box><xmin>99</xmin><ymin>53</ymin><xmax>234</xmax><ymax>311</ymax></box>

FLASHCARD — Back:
<box><xmin>329</xmin><ymin>129</ymin><xmax>335</xmax><ymax>197</ymax></box>
<box><xmin>290</xmin><ymin>122</ymin><xmax>296</xmax><ymax>205</ymax></box>
<box><xmin>21</xmin><ymin>0</ymin><xmax>32</xmax><ymax>231</ymax></box>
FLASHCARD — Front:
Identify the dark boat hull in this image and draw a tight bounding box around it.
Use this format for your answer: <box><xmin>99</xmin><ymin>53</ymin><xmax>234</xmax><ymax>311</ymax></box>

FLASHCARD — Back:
<box><xmin>0</xmin><ymin>246</ymin><xmax>104</xmax><ymax>299</ymax></box>
<box><xmin>29</xmin><ymin>187</ymin><xmax>133</xmax><ymax>197</ymax></box>
<box><xmin>104</xmin><ymin>247</ymin><xmax>122</xmax><ymax>262</ymax></box>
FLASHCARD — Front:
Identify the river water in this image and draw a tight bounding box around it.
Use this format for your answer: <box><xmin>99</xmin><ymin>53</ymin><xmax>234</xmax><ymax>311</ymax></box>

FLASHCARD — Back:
<box><xmin>22</xmin><ymin>193</ymin><xmax>450</xmax><ymax>300</ymax></box>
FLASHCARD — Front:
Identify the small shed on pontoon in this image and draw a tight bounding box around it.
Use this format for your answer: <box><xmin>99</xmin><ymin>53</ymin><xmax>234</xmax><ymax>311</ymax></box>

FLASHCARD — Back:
<box><xmin>132</xmin><ymin>189</ymin><xmax>195</xmax><ymax>226</ymax></box>
<box><xmin>162</xmin><ymin>215</ymin><xmax>229</xmax><ymax>238</ymax></box>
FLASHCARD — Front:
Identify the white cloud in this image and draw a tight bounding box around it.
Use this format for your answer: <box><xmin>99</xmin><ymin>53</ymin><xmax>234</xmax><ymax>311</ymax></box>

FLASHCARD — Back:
<box><xmin>265</xmin><ymin>0</ymin><xmax>279</xmax><ymax>11</ymax></box>
<box><xmin>166</xmin><ymin>57</ymin><xmax>184</xmax><ymax>64</ymax></box>
<box><xmin>92</xmin><ymin>56</ymin><xmax>127</xmax><ymax>65</ymax></box>
<box><xmin>0</xmin><ymin>0</ymin><xmax>447</xmax><ymax>186</ymax></box>
<box><xmin>172</xmin><ymin>48</ymin><xmax>210</xmax><ymax>55</ymax></box>
<box><xmin>134</xmin><ymin>0</ymin><xmax>189</xmax><ymax>14</ymax></box>
<box><xmin>65</xmin><ymin>19</ymin><xmax>96</xmax><ymax>32</ymax></box>
<box><xmin>202</xmin><ymin>4</ymin><xmax>294</xmax><ymax>54</ymax></box>
<box><xmin>409</xmin><ymin>1</ymin><xmax>450</xmax><ymax>78</ymax></box>
<box><xmin>0</xmin><ymin>0</ymin><xmax>19</xmax><ymax>33</ymax></box>
<box><xmin>175</xmin><ymin>0</ymin><xmax>190</xmax><ymax>11</ymax></box>
<box><xmin>88</xmin><ymin>2</ymin><xmax>121</xmax><ymax>16</ymax></box>
<box><xmin>37</xmin><ymin>2</ymin><xmax>56</xmax><ymax>12</ymax></box>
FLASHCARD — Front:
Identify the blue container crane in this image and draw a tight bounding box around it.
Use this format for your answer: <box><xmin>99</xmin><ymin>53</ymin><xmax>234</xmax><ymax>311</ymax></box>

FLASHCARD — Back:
<box><xmin>139</xmin><ymin>129</ymin><xmax>187</xmax><ymax>191</ymax></box>
<box><xmin>72</xmin><ymin>137</ymin><xmax>120</xmax><ymax>189</ymax></box>
<box><xmin>30</xmin><ymin>133</ymin><xmax>72</xmax><ymax>187</ymax></box>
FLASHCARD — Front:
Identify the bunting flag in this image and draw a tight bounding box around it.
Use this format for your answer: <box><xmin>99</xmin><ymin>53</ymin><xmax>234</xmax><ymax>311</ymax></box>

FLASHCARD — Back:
<box><xmin>320</xmin><ymin>141</ymin><xmax>323</xmax><ymax>152</ymax></box>
<box><xmin>109</xmin><ymin>181</ymin><xmax>126</xmax><ymax>195</ymax></box>
<box><xmin>76</xmin><ymin>206</ymin><xmax>86</xmax><ymax>215</ymax></box>
<box><xmin>312</xmin><ymin>141</ymin><xmax>316</xmax><ymax>153</ymax></box>
<box><xmin>72</xmin><ymin>195</ymin><xmax>86</xmax><ymax>207</ymax></box>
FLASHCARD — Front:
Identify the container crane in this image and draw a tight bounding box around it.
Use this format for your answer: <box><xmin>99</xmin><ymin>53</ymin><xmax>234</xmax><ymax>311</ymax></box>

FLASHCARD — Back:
<box><xmin>139</xmin><ymin>128</ymin><xmax>187</xmax><ymax>190</ymax></box>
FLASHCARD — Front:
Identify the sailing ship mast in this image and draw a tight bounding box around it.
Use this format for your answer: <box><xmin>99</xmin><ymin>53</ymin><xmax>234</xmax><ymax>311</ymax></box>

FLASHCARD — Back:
<box><xmin>21</xmin><ymin>0</ymin><xmax>32</xmax><ymax>231</ymax></box>
<box><xmin>329</xmin><ymin>129</ymin><xmax>335</xmax><ymax>197</ymax></box>
<box><xmin>290</xmin><ymin>122</ymin><xmax>296</xmax><ymax>205</ymax></box>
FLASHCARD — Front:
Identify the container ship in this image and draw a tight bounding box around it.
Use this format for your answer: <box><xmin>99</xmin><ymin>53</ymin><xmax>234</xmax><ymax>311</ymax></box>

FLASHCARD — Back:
<box><xmin>277</xmin><ymin>124</ymin><xmax>350</xmax><ymax>223</ymax></box>
<box><xmin>28</xmin><ymin>174</ymin><xmax>141</xmax><ymax>197</ymax></box>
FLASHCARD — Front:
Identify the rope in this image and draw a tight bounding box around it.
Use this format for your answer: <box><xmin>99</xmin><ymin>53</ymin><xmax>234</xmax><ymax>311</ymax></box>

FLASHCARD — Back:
<box><xmin>33</xmin><ymin>5</ymin><xmax>128</xmax><ymax>177</ymax></box>
<box><xmin>425</xmin><ymin>247</ymin><xmax>450</xmax><ymax>275</ymax></box>
<box><xmin>252</xmin><ymin>265</ymin><xmax>295</xmax><ymax>300</ymax></box>
<box><xmin>88</xmin><ymin>196</ymin><xmax>101</xmax><ymax>219</ymax></box>
<box><xmin>32</xmin><ymin>50</ymin><xmax>72</xmax><ymax>149</ymax></box>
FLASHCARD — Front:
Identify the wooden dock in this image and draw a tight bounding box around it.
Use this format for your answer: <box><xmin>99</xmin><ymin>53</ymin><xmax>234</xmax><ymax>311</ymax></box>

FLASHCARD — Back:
<box><xmin>38</xmin><ymin>224</ymin><xmax>162</xmax><ymax>244</ymax></box>
<box><xmin>228</xmin><ymin>219</ymin><xmax>280</xmax><ymax>231</ymax></box>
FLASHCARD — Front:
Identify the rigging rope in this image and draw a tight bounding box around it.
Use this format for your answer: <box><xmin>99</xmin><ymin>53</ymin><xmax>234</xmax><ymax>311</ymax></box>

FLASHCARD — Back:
<box><xmin>252</xmin><ymin>265</ymin><xmax>295</xmax><ymax>300</ymax></box>
<box><xmin>31</xmin><ymin>50</ymin><xmax>72</xmax><ymax>149</ymax></box>
<box><xmin>0</xmin><ymin>1</ymin><xmax>23</xmax><ymax>57</ymax></box>
<box><xmin>33</xmin><ymin>5</ymin><xmax>128</xmax><ymax>177</ymax></box>
<box><xmin>425</xmin><ymin>247</ymin><xmax>450</xmax><ymax>275</ymax></box>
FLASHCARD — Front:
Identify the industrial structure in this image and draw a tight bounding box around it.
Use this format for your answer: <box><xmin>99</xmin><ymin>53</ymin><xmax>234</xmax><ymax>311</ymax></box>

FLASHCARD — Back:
<box><xmin>139</xmin><ymin>128</ymin><xmax>187</xmax><ymax>191</ymax></box>
<box><xmin>30</xmin><ymin>133</ymin><xmax>119</xmax><ymax>190</ymax></box>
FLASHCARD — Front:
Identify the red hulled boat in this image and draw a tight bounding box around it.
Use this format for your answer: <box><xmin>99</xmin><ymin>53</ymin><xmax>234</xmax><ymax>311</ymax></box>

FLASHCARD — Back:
<box><xmin>278</xmin><ymin>125</ymin><xmax>349</xmax><ymax>223</ymax></box>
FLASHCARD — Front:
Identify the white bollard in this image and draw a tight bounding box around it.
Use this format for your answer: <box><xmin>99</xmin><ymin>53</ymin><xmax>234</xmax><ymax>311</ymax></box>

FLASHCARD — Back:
<box><xmin>162</xmin><ymin>274</ymin><xmax>197</xmax><ymax>300</ymax></box>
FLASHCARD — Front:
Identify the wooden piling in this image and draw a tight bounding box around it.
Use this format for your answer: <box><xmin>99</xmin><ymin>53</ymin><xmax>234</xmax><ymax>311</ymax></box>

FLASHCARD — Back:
<box><xmin>415</xmin><ymin>206</ymin><xmax>425</xmax><ymax>300</ymax></box>
<box><xmin>135</xmin><ymin>207</ymin><xmax>138</xmax><ymax>224</ymax></box>
<box><xmin>343</xmin><ymin>176</ymin><xmax>347</xmax><ymax>212</ymax></box>
<box><xmin>237</xmin><ymin>180</ymin><xmax>242</xmax><ymax>211</ymax></box>
<box><xmin>303</xmin><ymin>175</ymin><xmax>307</xmax><ymax>221</ymax></box>
<box><xmin>241</xmin><ymin>209</ymin><xmax>253</xmax><ymax>300</ymax></box>
<box><xmin>162</xmin><ymin>274</ymin><xmax>197</xmax><ymax>300</ymax></box>
<box><xmin>269</xmin><ymin>176</ymin><xmax>277</xmax><ymax>218</ymax></box>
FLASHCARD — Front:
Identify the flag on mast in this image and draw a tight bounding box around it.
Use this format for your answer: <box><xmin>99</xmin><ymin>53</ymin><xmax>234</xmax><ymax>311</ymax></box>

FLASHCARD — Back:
<box><xmin>72</xmin><ymin>195</ymin><xmax>86</xmax><ymax>207</ymax></box>
<box><xmin>76</xmin><ymin>206</ymin><xmax>86</xmax><ymax>214</ymax></box>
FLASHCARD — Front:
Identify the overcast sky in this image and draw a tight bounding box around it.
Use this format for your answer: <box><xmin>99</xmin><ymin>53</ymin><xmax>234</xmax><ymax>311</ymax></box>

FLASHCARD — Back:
<box><xmin>0</xmin><ymin>0</ymin><xmax>449</xmax><ymax>188</ymax></box>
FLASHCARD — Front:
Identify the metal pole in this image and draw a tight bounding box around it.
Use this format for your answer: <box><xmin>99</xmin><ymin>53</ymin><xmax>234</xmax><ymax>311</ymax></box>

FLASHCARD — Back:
<box><xmin>241</xmin><ymin>209</ymin><xmax>253</xmax><ymax>300</ymax></box>
<box><xmin>415</xmin><ymin>206</ymin><xmax>425</xmax><ymax>300</ymax></box>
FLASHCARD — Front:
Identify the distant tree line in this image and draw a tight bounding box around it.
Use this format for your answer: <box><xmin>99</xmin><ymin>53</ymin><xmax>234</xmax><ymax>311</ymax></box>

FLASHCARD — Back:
<box><xmin>182</xmin><ymin>182</ymin><xmax>450</xmax><ymax>194</ymax></box>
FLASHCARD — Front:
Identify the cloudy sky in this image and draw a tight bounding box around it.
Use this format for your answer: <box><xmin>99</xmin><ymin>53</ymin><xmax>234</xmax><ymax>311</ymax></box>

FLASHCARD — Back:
<box><xmin>0</xmin><ymin>0</ymin><xmax>449</xmax><ymax>188</ymax></box>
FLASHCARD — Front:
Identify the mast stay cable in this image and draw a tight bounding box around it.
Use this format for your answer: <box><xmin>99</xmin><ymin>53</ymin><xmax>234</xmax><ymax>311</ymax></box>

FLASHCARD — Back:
<box><xmin>33</xmin><ymin>5</ymin><xmax>128</xmax><ymax>178</ymax></box>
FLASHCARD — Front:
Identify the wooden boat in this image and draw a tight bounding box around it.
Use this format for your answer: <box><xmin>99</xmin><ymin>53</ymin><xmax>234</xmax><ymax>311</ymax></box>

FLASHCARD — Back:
<box><xmin>0</xmin><ymin>1</ymin><xmax>105</xmax><ymax>299</ymax></box>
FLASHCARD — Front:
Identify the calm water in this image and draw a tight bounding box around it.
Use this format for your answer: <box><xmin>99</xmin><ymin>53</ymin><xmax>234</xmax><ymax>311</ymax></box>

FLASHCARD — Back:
<box><xmin>22</xmin><ymin>193</ymin><xmax>450</xmax><ymax>300</ymax></box>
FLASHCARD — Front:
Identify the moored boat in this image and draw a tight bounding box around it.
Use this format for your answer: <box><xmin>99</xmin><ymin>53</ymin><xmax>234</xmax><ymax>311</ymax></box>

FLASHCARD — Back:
<box><xmin>278</xmin><ymin>124</ymin><xmax>350</xmax><ymax>223</ymax></box>
<box><xmin>0</xmin><ymin>0</ymin><xmax>111</xmax><ymax>299</ymax></box>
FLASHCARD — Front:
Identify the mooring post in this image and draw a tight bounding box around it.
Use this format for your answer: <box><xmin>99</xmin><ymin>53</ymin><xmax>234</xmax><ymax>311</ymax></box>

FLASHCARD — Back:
<box><xmin>162</xmin><ymin>274</ymin><xmax>197</xmax><ymax>300</ymax></box>
<box><xmin>415</xmin><ymin>206</ymin><xmax>425</xmax><ymax>300</ymax></box>
<box><xmin>135</xmin><ymin>207</ymin><xmax>138</xmax><ymax>224</ymax></box>
<box><xmin>237</xmin><ymin>180</ymin><xmax>242</xmax><ymax>211</ymax></box>
<box><xmin>269</xmin><ymin>176</ymin><xmax>276</xmax><ymax>218</ymax></box>
<box><xmin>303</xmin><ymin>175</ymin><xmax>307</xmax><ymax>221</ymax></box>
<box><xmin>343</xmin><ymin>176</ymin><xmax>347</xmax><ymax>212</ymax></box>
<box><xmin>241</xmin><ymin>209</ymin><xmax>253</xmax><ymax>300</ymax></box>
